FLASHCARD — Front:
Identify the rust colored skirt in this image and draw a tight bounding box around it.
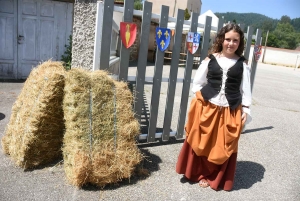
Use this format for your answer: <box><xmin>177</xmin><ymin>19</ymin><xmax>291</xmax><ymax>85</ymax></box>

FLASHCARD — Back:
<box><xmin>176</xmin><ymin>91</ymin><xmax>243</xmax><ymax>191</ymax></box>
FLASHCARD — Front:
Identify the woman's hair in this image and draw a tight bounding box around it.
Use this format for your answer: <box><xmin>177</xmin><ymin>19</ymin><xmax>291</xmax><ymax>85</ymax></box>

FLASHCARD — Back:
<box><xmin>209</xmin><ymin>23</ymin><xmax>245</xmax><ymax>56</ymax></box>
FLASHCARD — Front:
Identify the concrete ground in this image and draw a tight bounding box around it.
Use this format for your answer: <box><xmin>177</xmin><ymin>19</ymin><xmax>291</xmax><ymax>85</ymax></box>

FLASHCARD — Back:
<box><xmin>1</xmin><ymin>63</ymin><xmax>300</xmax><ymax>201</ymax></box>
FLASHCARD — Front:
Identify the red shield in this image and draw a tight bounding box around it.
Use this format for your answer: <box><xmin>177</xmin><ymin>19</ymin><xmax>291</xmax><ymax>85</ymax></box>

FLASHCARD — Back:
<box><xmin>120</xmin><ymin>22</ymin><xmax>137</xmax><ymax>48</ymax></box>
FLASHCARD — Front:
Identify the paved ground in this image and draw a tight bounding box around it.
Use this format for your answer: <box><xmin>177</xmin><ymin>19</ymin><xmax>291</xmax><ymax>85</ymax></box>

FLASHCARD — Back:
<box><xmin>1</xmin><ymin>63</ymin><xmax>300</xmax><ymax>201</ymax></box>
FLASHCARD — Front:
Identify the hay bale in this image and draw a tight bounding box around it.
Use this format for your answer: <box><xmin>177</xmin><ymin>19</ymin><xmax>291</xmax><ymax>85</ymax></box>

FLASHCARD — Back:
<box><xmin>1</xmin><ymin>61</ymin><xmax>65</xmax><ymax>169</ymax></box>
<box><xmin>63</xmin><ymin>69</ymin><xmax>142</xmax><ymax>187</ymax></box>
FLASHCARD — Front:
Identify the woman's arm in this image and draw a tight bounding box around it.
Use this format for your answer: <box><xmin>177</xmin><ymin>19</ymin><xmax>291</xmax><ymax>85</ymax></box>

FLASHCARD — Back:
<box><xmin>240</xmin><ymin>62</ymin><xmax>252</xmax><ymax>124</ymax></box>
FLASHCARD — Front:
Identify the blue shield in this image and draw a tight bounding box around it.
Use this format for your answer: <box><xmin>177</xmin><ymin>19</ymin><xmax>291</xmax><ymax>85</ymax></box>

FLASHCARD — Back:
<box><xmin>156</xmin><ymin>27</ymin><xmax>171</xmax><ymax>51</ymax></box>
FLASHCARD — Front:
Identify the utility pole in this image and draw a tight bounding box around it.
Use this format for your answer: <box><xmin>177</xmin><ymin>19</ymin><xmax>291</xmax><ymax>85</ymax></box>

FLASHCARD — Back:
<box><xmin>173</xmin><ymin>0</ymin><xmax>177</xmax><ymax>17</ymax></box>
<box><xmin>262</xmin><ymin>30</ymin><xmax>269</xmax><ymax>63</ymax></box>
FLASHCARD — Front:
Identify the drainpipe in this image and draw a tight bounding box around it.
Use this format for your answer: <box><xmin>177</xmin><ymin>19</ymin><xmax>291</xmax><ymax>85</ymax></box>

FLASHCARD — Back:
<box><xmin>173</xmin><ymin>0</ymin><xmax>177</xmax><ymax>17</ymax></box>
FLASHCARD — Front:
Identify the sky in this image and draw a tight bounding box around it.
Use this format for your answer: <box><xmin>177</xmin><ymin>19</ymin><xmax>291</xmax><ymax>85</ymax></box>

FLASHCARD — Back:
<box><xmin>200</xmin><ymin>0</ymin><xmax>300</xmax><ymax>19</ymax></box>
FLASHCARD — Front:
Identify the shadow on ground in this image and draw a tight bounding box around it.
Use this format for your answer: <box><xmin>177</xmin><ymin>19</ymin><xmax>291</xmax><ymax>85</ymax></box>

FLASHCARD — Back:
<box><xmin>178</xmin><ymin>160</ymin><xmax>265</xmax><ymax>191</ymax></box>
<box><xmin>233</xmin><ymin>161</ymin><xmax>265</xmax><ymax>190</ymax></box>
<box><xmin>243</xmin><ymin>126</ymin><xmax>274</xmax><ymax>134</ymax></box>
<box><xmin>82</xmin><ymin>148</ymin><xmax>162</xmax><ymax>191</ymax></box>
<box><xmin>0</xmin><ymin>113</ymin><xmax>5</xmax><ymax>121</ymax></box>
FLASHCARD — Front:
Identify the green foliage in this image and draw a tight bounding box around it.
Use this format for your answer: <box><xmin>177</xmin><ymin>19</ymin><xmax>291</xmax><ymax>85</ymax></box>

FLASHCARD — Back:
<box><xmin>215</xmin><ymin>12</ymin><xmax>300</xmax><ymax>50</ymax></box>
<box><xmin>291</xmin><ymin>18</ymin><xmax>300</xmax><ymax>32</ymax></box>
<box><xmin>232</xmin><ymin>19</ymin><xmax>237</xmax><ymax>24</ymax></box>
<box><xmin>184</xmin><ymin>8</ymin><xmax>190</xmax><ymax>20</ymax></box>
<box><xmin>61</xmin><ymin>35</ymin><xmax>72</xmax><ymax>71</ymax></box>
<box><xmin>114</xmin><ymin>0</ymin><xmax>142</xmax><ymax>10</ymax></box>
<box><xmin>134</xmin><ymin>0</ymin><xmax>143</xmax><ymax>10</ymax></box>
<box><xmin>265</xmin><ymin>32</ymin><xmax>279</xmax><ymax>47</ymax></box>
<box><xmin>280</xmin><ymin>15</ymin><xmax>291</xmax><ymax>24</ymax></box>
<box><xmin>273</xmin><ymin>23</ymin><xmax>297</xmax><ymax>49</ymax></box>
<box><xmin>262</xmin><ymin>20</ymin><xmax>274</xmax><ymax>32</ymax></box>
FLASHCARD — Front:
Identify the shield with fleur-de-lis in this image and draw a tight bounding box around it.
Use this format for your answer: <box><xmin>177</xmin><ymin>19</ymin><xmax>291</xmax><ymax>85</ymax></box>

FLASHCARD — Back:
<box><xmin>186</xmin><ymin>32</ymin><xmax>201</xmax><ymax>54</ymax></box>
<box><xmin>155</xmin><ymin>27</ymin><xmax>171</xmax><ymax>51</ymax></box>
<box><xmin>120</xmin><ymin>22</ymin><xmax>137</xmax><ymax>48</ymax></box>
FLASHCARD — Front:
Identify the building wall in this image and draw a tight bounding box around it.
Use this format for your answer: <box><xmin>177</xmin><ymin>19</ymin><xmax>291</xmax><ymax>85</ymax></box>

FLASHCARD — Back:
<box><xmin>187</xmin><ymin>0</ymin><xmax>201</xmax><ymax>14</ymax></box>
<box><xmin>249</xmin><ymin>46</ymin><xmax>300</xmax><ymax>67</ymax></box>
<box><xmin>71</xmin><ymin>0</ymin><xmax>97</xmax><ymax>70</ymax></box>
<box><xmin>146</xmin><ymin>0</ymin><xmax>201</xmax><ymax>17</ymax></box>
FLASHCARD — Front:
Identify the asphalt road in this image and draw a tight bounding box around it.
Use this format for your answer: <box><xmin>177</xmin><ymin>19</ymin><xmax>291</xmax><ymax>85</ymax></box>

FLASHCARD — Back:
<box><xmin>1</xmin><ymin>63</ymin><xmax>300</xmax><ymax>201</ymax></box>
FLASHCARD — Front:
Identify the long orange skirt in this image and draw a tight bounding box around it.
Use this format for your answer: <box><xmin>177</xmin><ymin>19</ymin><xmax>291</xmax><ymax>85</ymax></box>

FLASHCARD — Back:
<box><xmin>176</xmin><ymin>91</ymin><xmax>243</xmax><ymax>191</ymax></box>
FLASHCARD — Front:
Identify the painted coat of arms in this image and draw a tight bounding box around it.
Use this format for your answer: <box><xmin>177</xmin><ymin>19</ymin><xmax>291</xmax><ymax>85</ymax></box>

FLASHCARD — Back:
<box><xmin>120</xmin><ymin>22</ymin><xmax>137</xmax><ymax>48</ymax></box>
<box><xmin>254</xmin><ymin>45</ymin><xmax>262</xmax><ymax>61</ymax></box>
<box><xmin>186</xmin><ymin>32</ymin><xmax>201</xmax><ymax>54</ymax></box>
<box><xmin>156</xmin><ymin>27</ymin><xmax>171</xmax><ymax>51</ymax></box>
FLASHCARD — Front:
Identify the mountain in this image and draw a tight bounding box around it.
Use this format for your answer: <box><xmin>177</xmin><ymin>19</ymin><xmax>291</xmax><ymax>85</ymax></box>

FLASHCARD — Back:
<box><xmin>214</xmin><ymin>12</ymin><xmax>300</xmax><ymax>33</ymax></box>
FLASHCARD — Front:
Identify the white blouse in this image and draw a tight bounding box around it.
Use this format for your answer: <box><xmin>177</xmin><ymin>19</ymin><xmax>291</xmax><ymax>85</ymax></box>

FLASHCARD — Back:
<box><xmin>192</xmin><ymin>56</ymin><xmax>252</xmax><ymax>124</ymax></box>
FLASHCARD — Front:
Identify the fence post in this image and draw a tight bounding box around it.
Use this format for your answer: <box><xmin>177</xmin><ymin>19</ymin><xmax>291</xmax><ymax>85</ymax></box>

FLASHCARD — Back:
<box><xmin>176</xmin><ymin>12</ymin><xmax>199</xmax><ymax>139</ymax></box>
<box><xmin>217</xmin><ymin>17</ymin><xmax>224</xmax><ymax>32</ymax></box>
<box><xmin>99</xmin><ymin>0</ymin><xmax>114</xmax><ymax>70</ymax></box>
<box><xmin>199</xmin><ymin>16</ymin><xmax>212</xmax><ymax>63</ymax></box>
<box><xmin>118</xmin><ymin>0</ymin><xmax>134</xmax><ymax>81</ymax></box>
<box><xmin>162</xmin><ymin>9</ymin><xmax>185</xmax><ymax>141</ymax></box>
<box><xmin>244</xmin><ymin>26</ymin><xmax>254</xmax><ymax>60</ymax></box>
<box><xmin>250</xmin><ymin>29</ymin><xmax>262</xmax><ymax>92</ymax></box>
<box><xmin>134</xmin><ymin>1</ymin><xmax>153</xmax><ymax>121</ymax></box>
<box><xmin>147</xmin><ymin>5</ymin><xmax>169</xmax><ymax>143</ymax></box>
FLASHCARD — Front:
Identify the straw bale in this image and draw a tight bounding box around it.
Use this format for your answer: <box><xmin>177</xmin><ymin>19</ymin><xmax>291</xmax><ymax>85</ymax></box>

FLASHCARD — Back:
<box><xmin>63</xmin><ymin>69</ymin><xmax>142</xmax><ymax>187</ymax></box>
<box><xmin>1</xmin><ymin>61</ymin><xmax>66</xmax><ymax>169</ymax></box>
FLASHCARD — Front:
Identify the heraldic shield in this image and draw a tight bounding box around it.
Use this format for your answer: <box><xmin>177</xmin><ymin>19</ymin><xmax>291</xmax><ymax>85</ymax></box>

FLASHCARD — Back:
<box><xmin>254</xmin><ymin>45</ymin><xmax>262</xmax><ymax>61</ymax></box>
<box><xmin>156</xmin><ymin>27</ymin><xmax>171</xmax><ymax>51</ymax></box>
<box><xmin>120</xmin><ymin>22</ymin><xmax>137</xmax><ymax>48</ymax></box>
<box><xmin>186</xmin><ymin>32</ymin><xmax>201</xmax><ymax>54</ymax></box>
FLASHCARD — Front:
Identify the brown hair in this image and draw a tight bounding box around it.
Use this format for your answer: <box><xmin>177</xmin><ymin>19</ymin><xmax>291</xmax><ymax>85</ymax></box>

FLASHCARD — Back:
<box><xmin>209</xmin><ymin>23</ymin><xmax>245</xmax><ymax>57</ymax></box>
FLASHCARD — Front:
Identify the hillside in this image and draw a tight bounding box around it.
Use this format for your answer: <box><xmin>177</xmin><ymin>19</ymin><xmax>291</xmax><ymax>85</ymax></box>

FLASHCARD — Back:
<box><xmin>215</xmin><ymin>12</ymin><xmax>300</xmax><ymax>32</ymax></box>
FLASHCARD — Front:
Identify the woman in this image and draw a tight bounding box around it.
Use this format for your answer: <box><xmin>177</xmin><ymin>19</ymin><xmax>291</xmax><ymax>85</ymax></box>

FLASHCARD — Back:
<box><xmin>176</xmin><ymin>23</ymin><xmax>252</xmax><ymax>191</ymax></box>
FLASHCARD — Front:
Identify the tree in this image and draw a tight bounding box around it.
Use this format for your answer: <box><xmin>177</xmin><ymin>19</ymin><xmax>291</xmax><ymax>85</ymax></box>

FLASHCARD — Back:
<box><xmin>265</xmin><ymin>32</ymin><xmax>279</xmax><ymax>47</ymax></box>
<box><xmin>291</xmin><ymin>18</ymin><xmax>300</xmax><ymax>32</ymax></box>
<box><xmin>280</xmin><ymin>15</ymin><xmax>291</xmax><ymax>24</ymax></box>
<box><xmin>273</xmin><ymin>23</ymin><xmax>297</xmax><ymax>49</ymax></box>
<box><xmin>232</xmin><ymin>19</ymin><xmax>237</xmax><ymax>24</ymax></box>
<box><xmin>184</xmin><ymin>8</ymin><xmax>190</xmax><ymax>20</ymax></box>
<box><xmin>262</xmin><ymin>20</ymin><xmax>274</xmax><ymax>32</ymax></box>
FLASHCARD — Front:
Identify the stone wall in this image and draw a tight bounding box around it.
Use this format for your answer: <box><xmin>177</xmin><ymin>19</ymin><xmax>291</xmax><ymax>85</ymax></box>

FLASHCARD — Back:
<box><xmin>71</xmin><ymin>0</ymin><xmax>97</xmax><ymax>69</ymax></box>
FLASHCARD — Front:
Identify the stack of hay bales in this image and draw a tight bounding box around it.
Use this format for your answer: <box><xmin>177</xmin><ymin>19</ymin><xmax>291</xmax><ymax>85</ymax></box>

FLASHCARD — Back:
<box><xmin>1</xmin><ymin>61</ymin><xmax>66</xmax><ymax>169</ymax></box>
<box><xmin>63</xmin><ymin>69</ymin><xmax>142</xmax><ymax>187</ymax></box>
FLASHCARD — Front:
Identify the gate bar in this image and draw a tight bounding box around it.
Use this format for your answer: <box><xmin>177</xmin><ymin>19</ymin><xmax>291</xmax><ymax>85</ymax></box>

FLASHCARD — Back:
<box><xmin>175</xmin><ymin>12</ymin><xmax>199</xmax><ymax>139</ymax></box>
<box><xmin>250</xmin><ymin>29</ymin><xmax>262</xmax><ymax>92</ymax></box>
<box><xmin>119</xmin><ymin>0</ymin><xmax>134</xmax><ymax>81</ymax></box>
<box><xmin>134</xmin><ymin>1</ymin><xmax>153</xmax><ymax>121</ymax></box>
<box><xmin>147</xmin><ymin>5</ymin><xmax>169</xmax><ymax>143</ymax></box>
<box><xmin>162</xmin><ymin>9</ymin><xmax>185</xmax><ymax>141</ymax></box>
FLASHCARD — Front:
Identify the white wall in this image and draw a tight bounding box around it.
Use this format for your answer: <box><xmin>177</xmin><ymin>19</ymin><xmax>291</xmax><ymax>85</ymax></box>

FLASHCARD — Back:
<box><xmin>248</xmin><ymin>46</ymin><xmax>300</xmax><ymax>67</ymax></box>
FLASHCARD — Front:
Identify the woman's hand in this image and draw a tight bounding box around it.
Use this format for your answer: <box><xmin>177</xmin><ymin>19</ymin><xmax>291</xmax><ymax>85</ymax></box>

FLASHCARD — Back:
<box><xmin>242</xmin><ymin>113</ymin><xmax>247</xmax><ymax>124</ymax></box>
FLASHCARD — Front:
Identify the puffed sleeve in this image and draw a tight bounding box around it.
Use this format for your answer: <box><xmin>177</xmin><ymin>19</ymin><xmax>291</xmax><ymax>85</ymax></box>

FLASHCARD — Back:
<box><xmin>192</xmin><ymin>60</ymin><xmax>209</xmax><ymax>94</ymax></box>
<box><xmin>240</xmin><ymin>62</ymin><xmax>252</xmax><ymax>124</ymax></box>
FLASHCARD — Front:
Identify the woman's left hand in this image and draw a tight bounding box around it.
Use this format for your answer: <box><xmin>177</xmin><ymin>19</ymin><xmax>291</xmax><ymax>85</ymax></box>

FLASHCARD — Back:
<box><xmin>242</xmin><ymin>113</ymin><xmax>247</xmax><ymax>125</ymax></box>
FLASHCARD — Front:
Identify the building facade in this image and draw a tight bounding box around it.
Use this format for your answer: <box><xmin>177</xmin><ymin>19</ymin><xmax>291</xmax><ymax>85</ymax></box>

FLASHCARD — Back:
<box><xmin>146</xmin><ymin>0</ymin><xmax>202</xmax><ymax>17</ymax></box>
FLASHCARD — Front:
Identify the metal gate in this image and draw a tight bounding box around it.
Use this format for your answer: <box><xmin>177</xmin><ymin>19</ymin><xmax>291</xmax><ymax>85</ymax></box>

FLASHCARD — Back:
<box><xmin>93</xmin><ymin>0</ymin><xmax>261</xmax><ymax>143</ymax></box>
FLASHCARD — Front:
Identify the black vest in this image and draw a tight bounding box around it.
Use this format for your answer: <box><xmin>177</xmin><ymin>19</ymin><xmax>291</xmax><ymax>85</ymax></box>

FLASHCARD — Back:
<box><xmin>200</xmin><ymin>54</ymin><xmax>245</xmax><ymax>110</ymax></box>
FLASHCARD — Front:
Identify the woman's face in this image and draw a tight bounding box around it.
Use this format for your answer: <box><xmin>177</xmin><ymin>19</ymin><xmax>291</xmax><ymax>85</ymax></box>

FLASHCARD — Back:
<box><xmin>222</xmin><ymin>30</ymin><xmax>240</xmax><ymax>55</ymax></box>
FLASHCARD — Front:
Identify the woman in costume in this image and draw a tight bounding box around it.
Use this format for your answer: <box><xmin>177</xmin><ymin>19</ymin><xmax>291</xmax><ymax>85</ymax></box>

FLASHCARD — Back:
<box><xmin>176</xmin><ymin>23</ymin><xmax>252</xmax><ymax>191</ymax></box>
